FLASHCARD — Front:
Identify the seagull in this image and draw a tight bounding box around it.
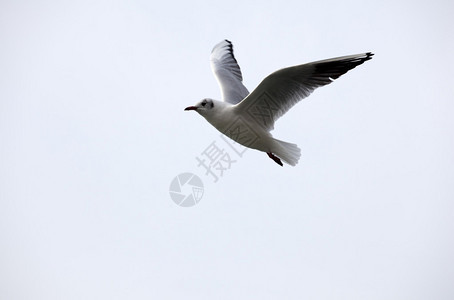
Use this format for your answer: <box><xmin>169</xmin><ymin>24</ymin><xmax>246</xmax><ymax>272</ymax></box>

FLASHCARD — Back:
<box><xmin>185</xmin><ymin>40</ymin><xmax>373</xmax><ymax>166</ymax></box>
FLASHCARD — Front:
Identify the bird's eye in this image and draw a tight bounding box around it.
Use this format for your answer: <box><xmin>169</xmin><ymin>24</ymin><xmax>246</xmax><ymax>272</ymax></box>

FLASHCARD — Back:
<box><xmin>201</xmin><ymin>101</ymin><xmax>206</xmax><ymax>106</ymax></box>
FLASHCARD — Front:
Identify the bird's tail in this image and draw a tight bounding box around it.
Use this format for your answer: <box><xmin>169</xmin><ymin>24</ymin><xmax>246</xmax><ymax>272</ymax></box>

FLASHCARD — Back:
<box><xmin>271</xmin><ymin>138</ymin><xmax>301</xmax><ymax>166</ymax></box>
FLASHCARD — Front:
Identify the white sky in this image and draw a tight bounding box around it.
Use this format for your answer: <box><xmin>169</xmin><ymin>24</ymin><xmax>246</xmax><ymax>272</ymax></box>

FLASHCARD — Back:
<box><xmin>1</xmin><ymin>0</ymin><xmax>453</xmax><ymax>299</ymax></box>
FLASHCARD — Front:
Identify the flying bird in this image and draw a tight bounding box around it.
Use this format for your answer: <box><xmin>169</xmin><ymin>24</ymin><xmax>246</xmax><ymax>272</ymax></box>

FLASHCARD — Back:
<box><xmin>185</xmin><ymin>40</ymin><xmax>373</xmax><ymax>166</ymax></box>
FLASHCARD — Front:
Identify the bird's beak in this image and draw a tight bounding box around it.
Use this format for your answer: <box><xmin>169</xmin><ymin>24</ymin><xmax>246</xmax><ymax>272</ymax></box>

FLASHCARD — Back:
<box><xmin>184</xmin><ymin>106</ymin><xmax>198</xmax><ymax>111</ymax></box>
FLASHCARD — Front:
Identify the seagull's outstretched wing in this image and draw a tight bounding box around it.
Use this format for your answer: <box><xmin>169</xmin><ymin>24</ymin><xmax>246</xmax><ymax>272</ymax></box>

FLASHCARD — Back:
<box><xmin>210</xmin><ymin>40</ymin><xmax>249</xmax><ymax>105</ymax></box>
<box><xmin>235</xmin><ymin>52</ymin><xmax>374</xmax><ymax>130</ymax></box>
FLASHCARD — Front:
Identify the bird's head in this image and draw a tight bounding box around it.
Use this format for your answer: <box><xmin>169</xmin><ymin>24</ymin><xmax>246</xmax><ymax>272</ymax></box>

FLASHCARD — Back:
<box><xmin>184</xmin><ymin>98</ymin><xmax>215</xmax><ymax>116</ymax></box>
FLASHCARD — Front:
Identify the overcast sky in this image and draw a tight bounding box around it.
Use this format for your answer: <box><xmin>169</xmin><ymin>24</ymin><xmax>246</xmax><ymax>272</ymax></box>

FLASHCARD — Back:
<box><xmin>1</xmin><ymin>0</ymin><xmax>453</xmax><ymax>299</ymax></box>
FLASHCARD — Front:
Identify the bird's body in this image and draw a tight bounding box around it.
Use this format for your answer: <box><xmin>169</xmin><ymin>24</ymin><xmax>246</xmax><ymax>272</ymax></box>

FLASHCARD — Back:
<box><xmin>191</xmin><ymin>99</ymin><xmax>298</xmax><ymax>166</ymax></box>
<box><xmin>185</xmin><ymin>40</ymin><xmax>373</xmax><ymax>166</ymax></box>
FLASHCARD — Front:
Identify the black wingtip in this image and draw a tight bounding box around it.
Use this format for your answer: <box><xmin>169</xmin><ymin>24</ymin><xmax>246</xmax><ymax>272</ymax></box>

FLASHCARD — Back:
<box><xmin>223</xmin><ymin>39</ymin><xmax>238</xmax><ymax>64</ymax></box>
<box><xmin>224</xmin><ymin>39</ymin><xmax>233</xmax><ymax>51</ymax></box>
<box><xmin>313</xmin><ymin>52</ymin><xmax>375</xmax><ymax>81</ymax></box>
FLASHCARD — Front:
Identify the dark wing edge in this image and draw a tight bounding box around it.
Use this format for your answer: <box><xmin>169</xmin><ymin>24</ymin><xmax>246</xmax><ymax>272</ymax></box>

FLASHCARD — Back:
<box><xmin>211</xmin><ymin>39</ymin><xmax>244</xmax><ymax>83</ymax></box>
<box><xmin>309</xmin><ymin>52</ymin><xmax>374</xmax><ymax>84</ymax></box>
